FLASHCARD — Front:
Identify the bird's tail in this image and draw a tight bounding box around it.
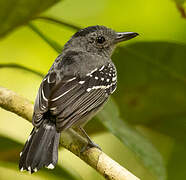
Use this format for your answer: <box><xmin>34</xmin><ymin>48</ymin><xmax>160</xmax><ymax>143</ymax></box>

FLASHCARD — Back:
<box><xmin>19</xmin><ymin>120</ymin><xmax>60</xmax><ymax>173</ymax></box>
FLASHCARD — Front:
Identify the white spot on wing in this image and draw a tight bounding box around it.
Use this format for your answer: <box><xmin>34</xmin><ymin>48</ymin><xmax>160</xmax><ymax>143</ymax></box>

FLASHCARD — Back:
<box><xmin>66</xmin><ymin>77</ymin><xmax>76</xmax><ymax>82</ymax></box>
<box><xmin>99</xmin><ymin>65</ymin><xmax>105</xmax><ymax>71</ymax></box>
<box><xmin>50</xmin><ymin>107</ymin><xmax>57</xmax><ymax>110</ymax></box>
<box><xmin>112</xmin><ymin>77</ymin><xmax>117</xmax><ymax>81</ymax></box>
<box><xmin>85</xmin><ymin>64</ymin><xmax>117</xmax><ymax>94</ymax></box>
<box><xmin>79</xmin><ymin>81</ymin><xmax>85</xmax><ymax>84</ymax></box>
<box><xmin>86</xmin><ymin>88</ymin><xmax>92</xmax><ymax>92</ymax></box>
<box><xmin>43</xmin><ymin>77</ymin><xmax>47</xmax><ymax>81</ymax></box>
<box><xmin>51</xmin><ymin>86</ymin><xmax>75</xmax><ymax>101</ymax></box>
<box><xmin>47</xmin><ymin>76</ymin><xmax>52</xmax><ymax>83</ymax></box>
<box><xmin>28</xmin><ymin>166</ymin><xmax>31</xmax><ymax>172</ymax></box>
<box><xmin>34</xmin><ymin>168</ymin><xmax>38</xmax><ymax>172</ymax></box>
<box><xmin>20</xmin><ymin>167</ymin><xmax>24</xmax><ymax>172</ymax></box>
<box><xmin>20</xmin><ymin>152</ymin><xmax>22</xmax><ymax>157</ymax></box>
<box><xmin>47</xmin><ymin>76</ymin><xmax>50</xmax><ymax>83</ymax></box>
<box><xmin>27</xmin><ymin>135</ymin><xmax>31</xmax><ymax>142</ymax></box>
<box><xmin>42</xmin><ymin>88</ymin><xmax>48</xmax><ymax>102</ymax></box>
<box><xmin>86</xmin><ymin>83</ymin><xmax>116</xmax><ymax>92</ymax></box>
<box><xmin>86</xmin><ymin>68</ymin><xmax>98</xmax><ymax>76</ymax></box>
<box><xmin>40</xmin><ymin>105</ymin><xmax>46</xmax><ymax>111</ymax></box>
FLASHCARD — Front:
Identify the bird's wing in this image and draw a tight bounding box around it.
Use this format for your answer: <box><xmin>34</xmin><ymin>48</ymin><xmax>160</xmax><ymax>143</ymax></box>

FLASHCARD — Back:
<box><xmin>50</xmin><ymin>77</ymin><xmax>107</xmax><ymax>131</ymax></box>
<box><xmin>32</xmin><ymin>71</ymin><xmax>57</xmax><ymax>127</ymax></box>
<box><xmin>33</xmin><ymin>55</ymin><xmax>117</xmax><ymax>130</ymax></box>
<box><xmin>49</xmin><ymin>63</ymin><xmax>117</xmax><ymax>131</ymax></box>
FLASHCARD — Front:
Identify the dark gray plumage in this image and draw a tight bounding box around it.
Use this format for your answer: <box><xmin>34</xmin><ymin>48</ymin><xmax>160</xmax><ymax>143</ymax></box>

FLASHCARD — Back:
<box><xmin>19</xmin><ymin>25</ymin><xmax>138</xmax><ymax>173</ymax></box>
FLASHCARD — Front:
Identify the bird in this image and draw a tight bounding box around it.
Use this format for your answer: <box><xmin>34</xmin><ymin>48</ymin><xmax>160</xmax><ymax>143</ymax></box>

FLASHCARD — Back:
<box><xmin>19</xmin><ymin>25</ymin><xmax>138</xmax><ymax>173</ymax></box>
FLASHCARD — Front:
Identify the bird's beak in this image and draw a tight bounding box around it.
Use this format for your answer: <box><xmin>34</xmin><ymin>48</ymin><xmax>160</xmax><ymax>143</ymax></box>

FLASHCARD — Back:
<box><xmin>115</xmin><ymin>32</ymin><xmax>139</xmax><ymax>43</ymax></box>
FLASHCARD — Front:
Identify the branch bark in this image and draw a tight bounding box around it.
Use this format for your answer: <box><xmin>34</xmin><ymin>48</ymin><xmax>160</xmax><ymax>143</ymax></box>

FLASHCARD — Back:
<box><xmin>0</xmin><ymin>86</ymin><xmax>140</xmax><ymax>180</ymax></box>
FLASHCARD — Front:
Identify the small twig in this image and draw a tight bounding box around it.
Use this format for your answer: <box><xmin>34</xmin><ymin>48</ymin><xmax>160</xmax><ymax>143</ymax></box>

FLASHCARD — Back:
<box><xmin>28</xmin><ymin>23</ymin><xmax>62</xmax><ymax>53</ymax></box>
<box><xmin>0</xmin><ymin>63</ymin><xmax>44</xmax><ymax>78</ymax></box>
<box><xmin>0</xmin><ymin>86</ymin><xmax>140</xmax><ymax>180</ymax></box>
<box><xmin>33</xmin><ymin>16</ymin><xmax>82</xmax><ymax>31</ymax></box>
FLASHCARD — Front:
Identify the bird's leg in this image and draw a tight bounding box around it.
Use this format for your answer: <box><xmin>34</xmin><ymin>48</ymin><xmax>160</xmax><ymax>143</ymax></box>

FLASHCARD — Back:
<box><xmin>78</xmin><ymin>127</ymin><xmax>102</xmax><ymax>153</ymax></box>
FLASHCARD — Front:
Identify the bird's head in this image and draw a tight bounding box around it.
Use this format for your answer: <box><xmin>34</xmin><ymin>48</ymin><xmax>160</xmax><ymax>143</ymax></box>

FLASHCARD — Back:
<box><xmin>63</xmin><ymin>25</ymin><xmax>139</xmax><ymax>57</ymax></box>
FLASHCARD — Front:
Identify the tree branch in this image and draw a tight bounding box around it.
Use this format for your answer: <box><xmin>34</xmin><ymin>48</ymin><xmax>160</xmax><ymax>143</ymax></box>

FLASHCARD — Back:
<box><xmin>0</xmin><ymin>86</ymin><xmax>140</xmax><ymax>180</ymax></box>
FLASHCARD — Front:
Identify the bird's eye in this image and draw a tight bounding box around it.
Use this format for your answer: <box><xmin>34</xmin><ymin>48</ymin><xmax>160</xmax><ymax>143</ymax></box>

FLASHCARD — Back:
<box><xmin>96</xmin><ymin>36</ymin><xmax>106</xmax><ymax>44</ymax></box>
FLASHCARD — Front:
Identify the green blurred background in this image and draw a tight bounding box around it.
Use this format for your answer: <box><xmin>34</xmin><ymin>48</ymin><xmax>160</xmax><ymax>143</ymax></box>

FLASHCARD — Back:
<box><xmin>0</xmin><ymin>0</ymin><xmax>186</xmax><ymax>179</ymax></box>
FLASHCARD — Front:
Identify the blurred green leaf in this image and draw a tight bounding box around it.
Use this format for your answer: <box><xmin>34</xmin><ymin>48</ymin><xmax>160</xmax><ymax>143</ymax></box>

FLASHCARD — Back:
<box><xmin>145</xmin><ymin>116</ymin><xmax>186</xmax><ymax>141</ymax></box>
<box><xmin>0</xmin><ymin>0</ymin><xmax>60</xmax><ymax>38</ymax></box>
<box><xmin>112</xmin><ymin>42</ymin><xmax>186</xmax><ymax>179</ymax></box>
<box><xmin>0</xmin><ymin>135</ymin><xmax>82</xmax><ymax>180</ymax></box>
<box><xmin>113</xmin><ymin>42</ymin><xmax>186</xmax><ymax>125</ymax></box>
<box><xmin>173</xmin><ymin>0</ymin><xmax>186</xmax><ymax>4</ymax></box>
<box><xmin>166</xmin><ymin>140</ymin><xmax>186</xmax><ymax>180</ymax></box>
<box><xmin>97</xmin><ymin>99</ymin><xmax>166</xmax><ymax>180</ymax></box>
<box><xmin>146</xmin><ymin>121</ymin><xmax>186</xmax><ymax>179</ymax></box>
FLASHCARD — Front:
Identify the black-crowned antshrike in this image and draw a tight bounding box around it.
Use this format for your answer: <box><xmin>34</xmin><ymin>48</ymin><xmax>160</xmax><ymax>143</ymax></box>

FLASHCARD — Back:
<box><xmin>19</xmin><ymin>25</ymin><xmax>138</xmax><ymax>173</ymax></box>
